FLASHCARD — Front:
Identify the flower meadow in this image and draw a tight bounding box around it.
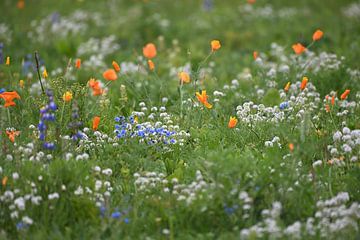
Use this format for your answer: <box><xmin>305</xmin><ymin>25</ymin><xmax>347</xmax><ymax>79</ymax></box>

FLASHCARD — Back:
<box><xmin>0</xmin><ymin>0</ymin><xmax>360</xmax><ymax>239</ymax></box>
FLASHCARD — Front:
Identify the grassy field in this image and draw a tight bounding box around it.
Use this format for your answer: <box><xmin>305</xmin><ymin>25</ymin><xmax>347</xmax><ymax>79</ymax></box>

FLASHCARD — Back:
<box><xmin>0</xmin><ymin>0</ymin><xmax>360</xmax><ymax>239</ymax></box>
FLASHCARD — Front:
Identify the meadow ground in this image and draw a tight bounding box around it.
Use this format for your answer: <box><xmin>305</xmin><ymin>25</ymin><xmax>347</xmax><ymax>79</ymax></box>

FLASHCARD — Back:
<box><xmin>0</xmin><ymin>0</ymin><xmax>360</xmax><ymax>239</ymax></box>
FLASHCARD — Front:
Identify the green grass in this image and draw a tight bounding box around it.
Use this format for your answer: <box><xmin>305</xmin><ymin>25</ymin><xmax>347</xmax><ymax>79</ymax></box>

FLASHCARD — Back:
<box><xmin>0</xmin><ymin>0</ymin><xmax>360</xmax><ymax>239</ymax></box>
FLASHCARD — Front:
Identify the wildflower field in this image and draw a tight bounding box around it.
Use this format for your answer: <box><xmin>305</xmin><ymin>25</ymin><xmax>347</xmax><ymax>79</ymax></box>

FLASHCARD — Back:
<box><xmin>1</xmin><ymin>0</ymin><xmax>360</xmax><ymax>239</ymax></box>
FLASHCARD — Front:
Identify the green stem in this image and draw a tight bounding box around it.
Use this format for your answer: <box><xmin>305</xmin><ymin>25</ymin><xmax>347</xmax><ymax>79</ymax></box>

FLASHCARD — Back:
<box><xmin>7</xmin><ymin>108</ymin><xmax>11</xmax><ymax>126</ymax></box>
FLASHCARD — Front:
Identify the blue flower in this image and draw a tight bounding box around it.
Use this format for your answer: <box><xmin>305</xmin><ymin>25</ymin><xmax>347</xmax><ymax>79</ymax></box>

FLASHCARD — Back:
<box><xmin>111</xmin><ymin>211</ymin><xmax>122</xmax><ymax>219</ymax></box>
<box><xmin>0</xmin><ymin>88</ymin><xmax>6</xmax><ymax>94</ymax></box>
<box><xmin>279</xmin><ymin>101</ymin><xmax>289</xmax><ymax>110</ymax></box>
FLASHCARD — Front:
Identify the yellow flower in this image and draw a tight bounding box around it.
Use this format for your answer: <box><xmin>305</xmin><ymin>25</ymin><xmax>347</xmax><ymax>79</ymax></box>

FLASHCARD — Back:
<box><xmin>43</xmin><ymin>69</ymin><xmax>48</xmax><ymax>78</ymax></box>
<box><xmin>5</xmin><ymin>56</ymin><xmax>10</xmax><ymax>65</ymax></box>
<box><xmin>19</xmin><ymin>80</ymin><xmax>24</xmax><ymax>88</ymax></box>
<box><xmin>211</xmin><ymin>40</ymin><xmax>221</xmax><ymax>52</ymax></box>
<box><xmin>63</xmin><ymin>91</ymin><xmax>73</xmax><ymax>102</ymax></box>
<box><xmin>284</xmin><ymin>82</ymin><xmax>291</xmax><ymax>92</ymax></box>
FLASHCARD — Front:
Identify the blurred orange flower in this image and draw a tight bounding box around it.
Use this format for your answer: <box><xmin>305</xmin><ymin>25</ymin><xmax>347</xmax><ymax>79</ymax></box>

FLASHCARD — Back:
<box><xmin>92</xmin><ymin>116</ymin><xmax>100</xmax><ymax>131</ymax></box>
<box><xmin>103</xmin><ymin>69</ymin><xmax>118</xmax><ymax>81</ymax></box>
<box><xmin>147</xmin><ymin>60</ymin><xmax>155</xmax><ymax>71</ymax></box>
<box><xmin>0</xmin><ymin>91</ymin><xmax>21</xmax><ymax>107</ymax></box>
<box><xmin>340</xmin><ymin>89</ymin><xmax>350</xmax><ymax>100</ymax></box>
<box><xmin>331</xmin><ymin>95</ymin><xmax>335</xmax><ymax>106</ymax></box>
<box><xmin>196</xmin><ymin>90</ymin><xmax>212</xmax><ymax>109</ymax></box>
<box><xmin>253</xmin><ymin>51</ymin><xmax>258</xmax><ymax>60</ymax></box>
<box><xmin>292</xmin><ymin>43</ymin><xmax>306</xmax><ymax>55</ymax></box>
<box><xmin>228</xmin><ymin>116</ymin><xmax>238</xmax><ymax>128</ymax></box>
<box><xmin>75</xmin><ymin>59</ymin><xmax>81</xmax><ymax>69</ymax></box>
<box><xmin>312</xmin><ymin>30</ymin><xmax>324</xmax><ymax>41</ymax></box>
<box><xmin>5</xmin><ymin>56</ymin><xmax>10</xmax><ymax>65</ymax></box>
<box><xmin>300</xmin><ymin>77</ymin><xmax>308</xmax><ymax>91</ymax></box>
<box><xmin>178</xmin><ymin>71</ymin><xmax>190</xmax><ymax>84</ymax></box>
<box><xmin>289</xmin><ymin>143</ymin><xmax>294</xmax><ymax>152</ymax></box>
<box><xmin>88</xmin><ymin>78</ymin><xmax>103</xmax><ymax>96</ymax></box>
<box><xmin>6</xmin><ymin>129</ymin><xmax>20</xmax><ymax>143</ymax></box>
<box><xmin>143</xmin><ymin>43</ymin><xmax>157</xmax><ymax>59</ymax></box>
<box><xmin>284</xmin><ymin>82</ymin><xmax>291</xmax><ymax>92</ymax></box>
<box><xmin>2</xmin><ymin>176</ymin><xmax>8</xmax><ymax>187</ymax></box>
<box><xmin>17</xmin><ymin>0</ymin><xmax>24</xmax><ymax>9</ymax></box>
<box><xmin>211</xmin><ymin>40</ymin><xmax>221</xmax><ymax>52</ymax></box>
<box><xmin>112</xmin><ymin>61</ymin><xmax>121</xmax><ymax>72</ymax></box>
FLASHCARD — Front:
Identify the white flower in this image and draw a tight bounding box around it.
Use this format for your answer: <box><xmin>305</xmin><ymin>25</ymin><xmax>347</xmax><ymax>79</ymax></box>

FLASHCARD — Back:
<box><xmin>48</xmin><ymin>192</ymin><xmax>60</xmax><ymax>200</ymax></box>
<box><xmin>12</xmin><ymin>172</ymin><xmax>19</xmax><ymax>180</ymax></box>
<box><xmin>14</xmin><ymin>197</ymin><xmax>26</xmax><ymax>210</ymax></box>
<box><xmin>22</xmin><ymin>216</ymin><xmax>33</xmax><ymax>225</ymax></box>
<box><xmin>102</xmin><ymin>168</ymin><xmax>112</xmax><ymax>176</ymax></box>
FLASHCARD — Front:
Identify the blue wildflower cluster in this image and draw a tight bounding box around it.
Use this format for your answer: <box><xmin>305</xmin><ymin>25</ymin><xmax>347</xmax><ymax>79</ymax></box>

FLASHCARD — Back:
<box><xmin>99</xmin><ymin>205</ymin><xmax>130</xmax><ymax>223</ymax></box>
<box><xmin>279</xmin><ymin>101</ymin><xmax>289</xmax><ymax>110</ymax></box>
<box><xmin>38</xmin><ymin>89</ymin><xmax>57</xmax><ymax>150</ymax></box>
<box><xmin>68</xmin><ymin>101</ymin><xmax>84</xmax><ymax>141</ymax></box>
<box><xmin>114</xmin><ymin>116</ymin><xmax>178</xmax><ymax>145</ymax></box>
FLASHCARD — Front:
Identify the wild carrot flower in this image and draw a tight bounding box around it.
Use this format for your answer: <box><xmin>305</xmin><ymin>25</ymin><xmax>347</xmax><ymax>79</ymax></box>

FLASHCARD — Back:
<box><xmin>103</xmin><ymin>69</ymin><xmax>118</xmax><ymax>81</ymax></box>
<box><xmin>178</xmin><ymin>71</ymin><xmax>190</xmax><ymax>84</ymax></box>
<box><xmin>19</xmin><ymin>80</ymin><xmax>24</xmax><ymax>88</ymax></box>
<box><xmin>292</xmin><ymin>43</ymin><xmax>306</xmax><ymax>55</ymax></box>
<box><xmin>228</xmin><ymin>116</ymin><xmax>238</xmax><ymax>128</ymax></box>
<box><xmin>5</xmin><ymin>56</ymin><xmax>10</xmax><ymax>65</ymax></box>
<box><xmin>147</xmin><ymin>60</ymin><xmax>155</xmax><ymax>71</ymax></box>
<box><xmin>284</xmin><ymin>82</ymin><xmax>291</xmax><ymax>92</ymax></box>
<box><xmin>340</xmin><ymin>89</ymin><xmax>350</xmax><ymax>100</ymax></box>
<box><xmin>253</xmin><ymin>51</ymin><xmax>258</xmax><ymax>60</ymax></box>
<box><xmin>300</xmin><ymin>77</ymin><xmax>308</xmax><ymax>91</ymax></box>
<box><xmin>312</xmin><ymin>30</ymin><xmax>324</xmax><ymax>41</ymax></box>
<box><xmin>196</xmin><ymin>90</ymin><xmax>212</xmax><ymax>109</ymax></box>
<box><xmin>63</xmin><ymin>91</ymin><xmax>73</xmax><ymax>102</ymax></box>
<box><xmin>0</xmin><ymin>91</ymin><xmax>21</xmax><ymax>107</ymax></box>
<box><xmin>6</xmin><ymin>129</ymin><xmax>20</xmax><ymax>143</ymax></box>
<box><xmin>43</xmin><ymin>69</ymin><xmax>48</xmax><ymax>78</ymax></box>
<box><xmin>75</xmin><ymin>59</ymin><xmax>81</xmax><ymax>69</ymax></box>
<box><xmin>112</xmin><ymin>61</ymin><xmax>120</xmax><ymax>72</ymax></box>
<box><xmin>93</xmin><ymin>116</ymin><xmax>100</xmax><ymax>131</ymax></box>
<box><xmin>88</xmin><ymin>78</ymin><xmax>103</xmax><ymax>96</ymax></box>
<box><xmin>143</xmin><ymin>43</ymin><xmax>157</xmax><ymax>59</ymax></box>
<box><xmin>211</xmin><ymin>40</ymin><xmax>221</xmax><ymax>52</ymax></box>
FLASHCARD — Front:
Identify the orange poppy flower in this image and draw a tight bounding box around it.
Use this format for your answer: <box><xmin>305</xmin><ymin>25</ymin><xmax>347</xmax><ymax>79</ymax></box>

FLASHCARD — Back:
<box><xmin>289</xmin><ymin>143</ymin><xmax>294</xmax><ymax>152</ymax></box>
<box><xmin>63</xmin><ymin>91</ymin><xmax>73</xmax><ymax>102</ymax></box>
<box><xmin>211</xmin><ymin>40</ymin><xmax>221</xmax><ymax>52</ymax></box>
<box><xmin>312</xmin><ymin>30</ymin><xmax>324</xmax><ymax>41</ymax></box>
<box><xmin>284</xmin><ymin>82</ymin><xmax>291</xmax><ymax>92</ymax></box>
<box><xmin>75</xmin><ymin>58</ymin><xmax>81</xmax><ymax>69</ymax></box>
<box><xmin>143</xmin><ymin>43</ymin><xmax>157</xmax><ymax>59</ymax></box>
<box><xmin>88</xmin><ymin>78</ymin><xmax>103</xmax><ymax>96</ymax></box>
<box><xmin>2</xmin><ymin>176</ymin><xmax>8</xmax><ymax>187</ymax></box>
<box><xmin>228</xmin><ymin>116</ymin><xmax>238</xmax><ymax>128</ymax></box>
<box><xmin>103</xmin><ymin>69</ymin><xmax>118</xmax><ymax>81</ymax></box>
<box><xmin>0</xmin><ymin>91</ymin><xmax>21</xmax><ymax>107</ymax></box>
<box><xmin>17</xmin><ymin>0</ymin><xmax>24</xmax><ymax>9</ymax></box>
<box><xmin>340</xmin><ymin>89</ymin><xmax>350</xmax><ymax>100</ymax></box>
<box><xmin>292</xmin><ymin>43</ymin><xmax>306</xmax><ymax>55</ymax></box>
<box><xmin>178</xmin><ymin>71</ymin><xmax>190</xmax><ymax>84</ymax></box>
<box><xmin>92</xmin><ymin>116</ymin><xmax>100</xmax><ymax>131</ymax></box>
<box><xmin>6</xmin><ymin>129</ymin><xmax>20</xmax><ymax>143</ymax></box>
<box><xmin>147</xmin><ymin>60</ymin><xmax>155</xmax><ymax>71</ymax></box>
<box><xmin>331</xmin><ymin>95</ymin><xmax>335</xmax><ymax>106</ymax></box>
<box><xmin>5</xmin><ymin>56</ymin><xmax>10</xmax><ymax>65</ymax></box>
<box><xmin>247</xmin><ymin>0</ymin><xmax>256</xmax><ymax>4</ymax></box>
<box><xmin>196</xmin><ymin>90</ymin><xmax>212</xmax><ymax>109</ymax></box>
<box><xmin>253</xmin><ymin>51</ymin><xmax>258</xmax><ymax>60</ymax></box>
<box><xmin>300</xmin><ymin>77</ymin><xmax>308</xmax><ymax>91</ymax></box>
<box><xmin>112</xmin><ymin>61</ymin><xmax>121</xmax><ymax>72</ymax></box>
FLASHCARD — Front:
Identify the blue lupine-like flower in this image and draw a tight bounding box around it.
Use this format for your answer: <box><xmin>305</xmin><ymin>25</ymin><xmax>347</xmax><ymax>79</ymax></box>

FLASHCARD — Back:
<box><xmin>111</xmin><ymin>211</ymin><xmax>121</xmax><ymax>219</ymax></box>
<box><xmin>279</xmin><ymin>101</ymin><xmax>289</xmax><ymax>110</ymax></box>
<box><xmin>124</xmin><ymin>218</ymin><xmax>130</xmax><ymax>224</ymax></box>
<box><xmin>0</xmin><ymin>88</ymin><xmax>6</xmax><ymax>94</ymax></box>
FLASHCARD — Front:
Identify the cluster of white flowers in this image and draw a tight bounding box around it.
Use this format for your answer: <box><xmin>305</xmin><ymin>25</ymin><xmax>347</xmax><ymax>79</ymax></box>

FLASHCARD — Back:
<box><xmin>264</xmin><ymin>136</ymin><xmax>281</xmax><ymax>148</ymax></box>
<box><xmin>241</xmin><ymin>192</ymin><xmax>360</xmax><ymax>239</ymax></box>
<box><xmin>134</xmin><ymin>170</ymin><xmax>219</xmax><ymax>205</ymax></box>
<box><xmin>77</xmin><ymin>35</ymin><xmax>120</xmax><ymax>57</ymax></box>
<box><xmin>327</xmin><ymin>127</ymin><xmax>360</xmax><ymax>166</ymax></box>
<box><xmin>236</xmin><ymin>101</ymin><xmax>285</xmax><ymax>124</ymax></box>
<box><xmin>239</xmin><ymin>4</ymin><xmax>303</xmax><ymax>20</ymax></box>
<box><xmin>28</xmin><ymin>10</ymin><xmax>103</xmax><ymax>43</ymax></box>
<box><xmin>342</xmin><ymin>1</ymin><xmax>360</xmax><ymax>19</ymax></box>
<box><xmin>0</xmin><ymin>23</ymin><xmax>12</xmax><ymax>44</ymax></box>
